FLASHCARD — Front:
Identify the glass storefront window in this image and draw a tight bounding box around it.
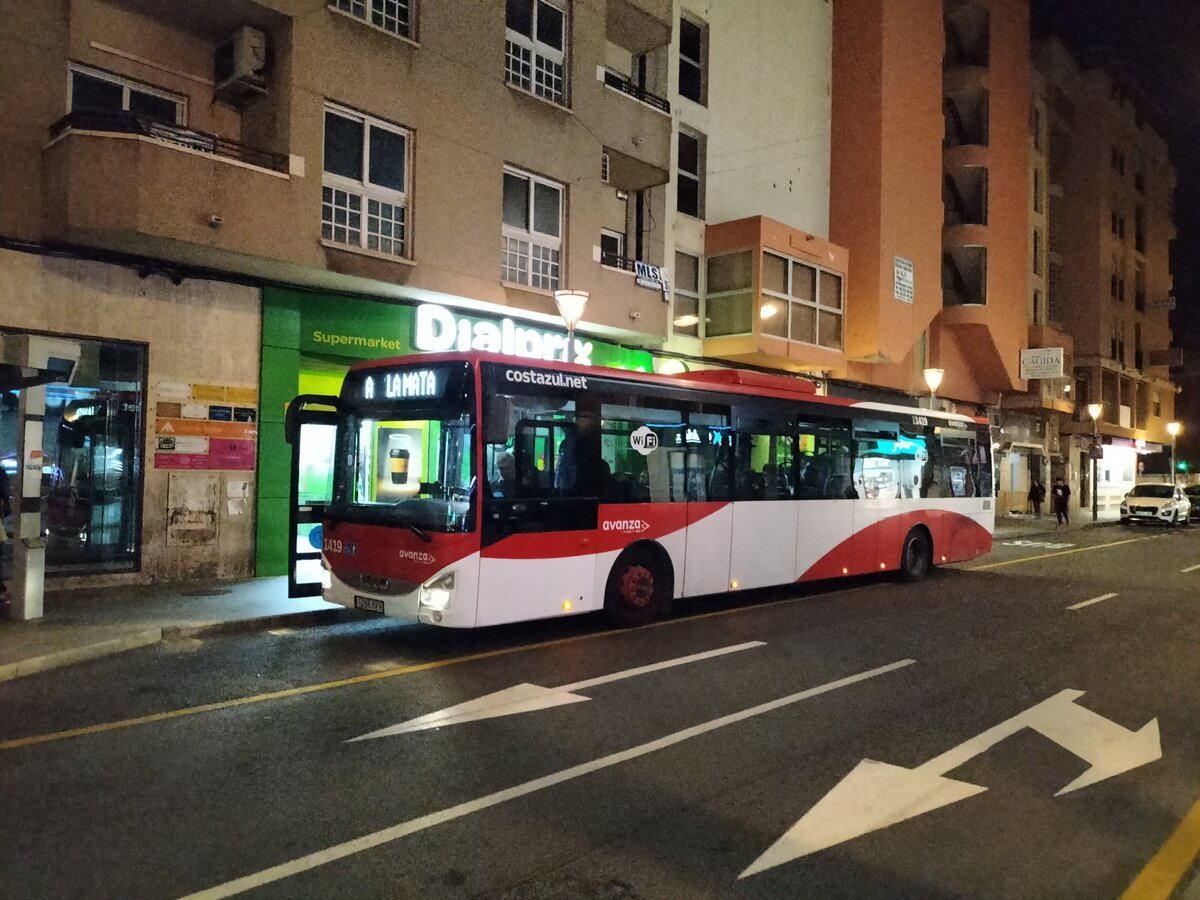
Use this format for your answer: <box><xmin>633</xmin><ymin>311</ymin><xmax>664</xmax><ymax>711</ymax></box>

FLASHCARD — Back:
<box><xmin>0</xmin><ymin>333</ymin><xmax>146</xmax><ymax>573</ymax></box>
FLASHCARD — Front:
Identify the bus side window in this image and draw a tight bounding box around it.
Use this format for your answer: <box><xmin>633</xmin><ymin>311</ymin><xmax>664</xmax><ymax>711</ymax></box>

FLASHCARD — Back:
<box><xmin>796</xmin><ymin>415</ymin><xmax>853</xmax><ymax>499</ymax></box>
<box><xmin>600</xmin><ymin>399</ymin><xmax>686</xmax><ymax>503</ymax></box>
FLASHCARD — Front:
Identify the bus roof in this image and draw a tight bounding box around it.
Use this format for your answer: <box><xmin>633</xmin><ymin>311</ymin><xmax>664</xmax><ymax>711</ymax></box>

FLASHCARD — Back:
<box><xmin>348</xmin><ymin>351</ymin><xmax>988</xmax><ymax>426</ymax></box>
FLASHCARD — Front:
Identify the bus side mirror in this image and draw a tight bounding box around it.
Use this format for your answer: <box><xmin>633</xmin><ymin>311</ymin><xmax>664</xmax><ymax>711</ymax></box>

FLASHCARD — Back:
<box><xmin>483</xmin><ymin>396</ymin><xmax>514</xmax><ymax>446</ymax></box>
<box><xmin>285</xmin><ymin>394</ymin><xmax>340</xmax><ymax>445</ymax></box>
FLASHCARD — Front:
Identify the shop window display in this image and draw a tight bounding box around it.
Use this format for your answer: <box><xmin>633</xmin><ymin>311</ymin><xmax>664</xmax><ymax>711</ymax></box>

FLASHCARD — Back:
<box><xmin>0</xmin><ymin>334</ymin><xmax>145</xmax><ymax>573</ymax></box>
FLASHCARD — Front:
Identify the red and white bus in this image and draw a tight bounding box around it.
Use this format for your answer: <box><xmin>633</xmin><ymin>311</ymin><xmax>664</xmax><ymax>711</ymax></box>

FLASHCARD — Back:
<box><xmin>287</xmin><ymin>352</ymin><xmax>994</xmax><ymax>628</ymax></box>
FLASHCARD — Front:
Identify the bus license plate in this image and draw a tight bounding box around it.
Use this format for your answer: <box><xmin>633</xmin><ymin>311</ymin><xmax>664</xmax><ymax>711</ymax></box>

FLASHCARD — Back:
<box><xmin>354</xmin><ymin>595</ymin><xmax>385</xmax><ymax>614</ymax></box>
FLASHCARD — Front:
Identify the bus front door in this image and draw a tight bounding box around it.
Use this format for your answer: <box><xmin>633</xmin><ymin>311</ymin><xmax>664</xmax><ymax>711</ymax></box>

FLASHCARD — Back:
<box><xmin>285</xmin><ymin>396</ymin><xmax>339</xmax><ymax>598</ymax></box>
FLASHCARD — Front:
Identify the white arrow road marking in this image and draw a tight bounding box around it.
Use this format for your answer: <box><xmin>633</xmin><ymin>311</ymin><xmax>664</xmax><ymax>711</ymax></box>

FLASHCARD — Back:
<box><xmin>1181</xmin><ymin>563</ymin><xmax>1200</xmax><ymax>574</ymax></box>
<box><xmin>350</xmin><ymin>641</ymin><xmax>766</xmax><ymax>741</ymax></box>
<box><xmin>181</xmin><ymin>658</ymin><xmax>916</xmax><ymax>900</ymax></box>
<box><xmin>1067</xmin><ymin>592</ymin><xmax>1119</xmax><ymax>610</ymax></box>
<box><xmin>741</xmin><ymin>689</ymin><xmax>1161</xmax><ymax>879</ymax></box>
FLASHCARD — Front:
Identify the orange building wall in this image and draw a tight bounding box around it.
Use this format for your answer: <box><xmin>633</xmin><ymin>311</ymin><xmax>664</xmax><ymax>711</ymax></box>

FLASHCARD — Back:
<box><xmin>934</xmin><ymin>0</ymin><xmax>1032</xmax><ymax>406</ymax></box>
<box><xmin>830</xmin><ymin>0</ymin><xmax>945</xmax><ymax>392</ymax></box>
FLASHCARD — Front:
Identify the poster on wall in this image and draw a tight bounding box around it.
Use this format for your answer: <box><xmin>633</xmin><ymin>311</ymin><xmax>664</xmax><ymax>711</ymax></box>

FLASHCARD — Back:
<box><xmin>166</xmin><ymin>471</ymin><xmax>220</xmax><ymax>546</ymax></box>
<box><xmin>154</xmin><ymin>382</ymin><xmax>258</xmax><ymax>471</ymax></box>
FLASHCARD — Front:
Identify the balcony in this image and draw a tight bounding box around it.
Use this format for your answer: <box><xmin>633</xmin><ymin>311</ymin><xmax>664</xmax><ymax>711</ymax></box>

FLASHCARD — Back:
<box><xmin>606</xmin><ymin>0</ymin><xmax>671</xmax><ymax>54</ymax></box>
<box><xmin>601</xmin><ymin>68</ymin><xmax>669</xmax><ymax>113</ymax></box>
<box><xmin>595</xmin><ymin>72</ymin><xmax>671</xmax><ymax>191</ymax></box>
<box><xmin>43</xmin><ymin>110</ymin><xmax>301</xmax><ymax>266</ymax></box>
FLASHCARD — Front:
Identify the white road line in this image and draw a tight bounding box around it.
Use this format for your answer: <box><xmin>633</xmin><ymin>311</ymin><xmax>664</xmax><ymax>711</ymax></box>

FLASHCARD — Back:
<box><xmin>561</xmin><ymin>641</ymin><xmax>766</xmax><ymax>691</ymax></box>
<box><xmin>1067</xmin><ymin>592</ymin><xmax>1119</xmax><ymax>611</ymax></box>
<box><xmin>1181</xmin><ymin>563</ymin><xmax>1200</xmax><ymax>574</ymax></box>
<box><xmin>179</xmin><ymin>658</ymin><xmax>917</xmax><ymax>900</ymax></box>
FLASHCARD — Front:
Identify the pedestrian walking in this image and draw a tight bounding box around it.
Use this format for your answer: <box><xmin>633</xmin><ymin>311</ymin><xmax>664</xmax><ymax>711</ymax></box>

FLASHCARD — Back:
<box><xmin>1051</xmin><ymin>476</ymin><xmax>1071</xmax><ymax>525</ymax></box>
<box><xmin>1028</xmin><ymin>480</ymin><xmax>1046</xmax><ymax>519</ymax></box>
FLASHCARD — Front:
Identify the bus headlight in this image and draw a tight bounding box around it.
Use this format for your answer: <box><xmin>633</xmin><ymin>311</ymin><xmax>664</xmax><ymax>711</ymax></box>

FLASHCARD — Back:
<box><xmin>419</xmin><ymin>571</ymin><xmax>456</xmax><ymax>610</ymax></box>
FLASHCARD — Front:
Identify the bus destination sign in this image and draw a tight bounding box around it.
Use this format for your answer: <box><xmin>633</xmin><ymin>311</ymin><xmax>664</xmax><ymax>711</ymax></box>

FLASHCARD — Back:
<box><xmin>362</xmin><ymin>368</ymin><xmax>442</xmax><ymax>402</ymax></box>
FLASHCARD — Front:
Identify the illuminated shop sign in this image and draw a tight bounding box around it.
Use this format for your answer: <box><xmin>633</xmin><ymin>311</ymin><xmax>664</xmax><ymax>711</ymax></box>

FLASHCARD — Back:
<box><xmin>413</xmin><ymin>302</ymin><xmax>593</xmax><ymax>365</ymax></box>
<box><xmin>362</xmin><ymin>368</ymin><xmax>441</xmax><ymax>401</ymax></box>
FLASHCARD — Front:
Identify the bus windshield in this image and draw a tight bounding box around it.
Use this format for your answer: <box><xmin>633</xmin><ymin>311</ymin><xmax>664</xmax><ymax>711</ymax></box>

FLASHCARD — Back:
<box><xmin>331</xmin><ymin>362</ymin><xmax>476</xmax><ymax>533</ymax></box>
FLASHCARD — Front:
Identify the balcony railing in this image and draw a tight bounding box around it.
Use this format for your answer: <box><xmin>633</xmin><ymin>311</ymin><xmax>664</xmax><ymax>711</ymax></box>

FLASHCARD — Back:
<box><xmin>600</xmin><ymin>251</ymin><xmax>637</xmax><ymax>272</ymax></box>
<box><xmin>49</xmin><ymin>109</ymin><xmax>288</xmax><ymax>174</ymax></box>
<box><xmin>602</xmin><ymin>69</ymin><xmax>670</xmax><ymax>113</ymax></box>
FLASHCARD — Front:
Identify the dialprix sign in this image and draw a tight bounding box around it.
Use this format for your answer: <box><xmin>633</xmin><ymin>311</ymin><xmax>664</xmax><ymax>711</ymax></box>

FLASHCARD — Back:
<box><xmin>285</xmin><ymin>291</ymin><xmax>653</xmax><ymax>371</ymax></box>
<box><xmin>412</xmin><ymin>303</ymin><xmax>594</xmax><ymax>364</ymax></box>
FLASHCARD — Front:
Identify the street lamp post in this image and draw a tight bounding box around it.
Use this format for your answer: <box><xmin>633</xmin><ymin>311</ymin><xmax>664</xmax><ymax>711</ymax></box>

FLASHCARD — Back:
<box><xmin>1087</xmin><ymin>402</ymin><xmax>1103</xmax><ymax>522</ymax></box>
<box><xmin>923</xmin><ymin>368</ymin><xmax>945</xmax><ymax>411</ymax></box>
<box><xmin>553</xmin><ymin>290</ymin><xmax>589</xmax><ymax>364</ymax></box>
<box><xmin>1167</xmin><ymin>421</ymin><xmax>1181</xmax><ymax>483</ymax></box>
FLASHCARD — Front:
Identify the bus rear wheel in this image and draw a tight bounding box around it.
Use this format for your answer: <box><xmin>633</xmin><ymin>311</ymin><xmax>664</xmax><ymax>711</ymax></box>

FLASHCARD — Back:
<box><xmin>899</xmin><ymin>528</ymin><xmax>933</xmax><ymax>582</ymax></box>
<box><xmin>605</xmin><ymin>545</ymin><xmax>671</xmax><ymax>627</ymax></box>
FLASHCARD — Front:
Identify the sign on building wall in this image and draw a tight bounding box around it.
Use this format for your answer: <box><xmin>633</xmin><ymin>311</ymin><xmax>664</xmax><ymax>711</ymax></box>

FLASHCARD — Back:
<box><xmin>1019</xmin><ymin>347</ymin><xmax>1064</xmax><ymax>380</ymax></box>
<box><xmin>634</xmin><ymin>261</ymin><xmax>670</xmax><ymax>299</ymax></box>
<box><xmin>154</xmin><ymin>381</ymin><xmax>258</xmax><ymax>471</ymax></box>
<box><xmin>893</xmin><ymin>257</ymin><xmax>914</xmax><ymax>303</ymax></box>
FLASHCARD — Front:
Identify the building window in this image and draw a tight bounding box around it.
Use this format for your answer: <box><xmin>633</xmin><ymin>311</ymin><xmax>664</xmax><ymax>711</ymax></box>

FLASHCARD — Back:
<box><xmin>600</xmin><ymin>151</ymin><xmax>610</xmax><ymax>184</ymax></box>
<box><xmin>1110</xmin><ymin>255</ymin><xmax>1120</xmax><ymax>300</ymax></box>
<box><xmin>1033</xmin><ymin>289</ymin><xmax>1045</xmax><ymax>325</ymax></box>
<box><xmin>505</xmin><ymin>0</ymin><xmax>567</xmax><ymax>105</ymax></box>
<box><xmin>677</xmin><ymin>129</ymin><xmax>704</xmax><ymax>218</ymax></box>
<box><xmin>1153</xmin><ymin>392</ymin><xmax>1162</xmax><ymax>418</ymax></box>
<box><xmin>1032</xmin><ymin>229</ymin><xmax>1042</xmax><ymax>275</ymax></box>
<box><xmin>679</xmin><ymin>15</ymin><xmax>707</xmax><ymax>105</ymax></box>
<box><xmin>329</xmin><ymin>0</ymin><xmax>413</xmax><ymax>39</ymax></box>
<box><xmin>673</xmin><ymin>251</ymin><xmax>701</xmax><ymax>337</ymax></box>
<box><xmin>1135</xmin><ymin>206</ymin><xmax>1146</xmax><ymax>253</ymax></box>
<box><xmin>1033</xmin><ymin>169</ymin><xmax>1043</xmax><ymax>214</ymax></box>
<box><xmin>68</xmin><ymin>63</ymin><xmax>184</xmax><ymax>124</ymax></box>
<box><xmin>0</xmin><ymin>330</ymin><xmax>147</xmax><ymax>574</ymax></box>
<box><xmin>600</xmin><ymin>229</ymin><xmax>625</xmax><ymax>268</ymax></box>
<box><xmin>502</xmin><ymin>166</ymin><xmax>563</xmax><ymax>290</ymax></box>
<box><xmin>1032</xmin><ymin>105</ymin><xmax>1043</xmax><ymax>152</ymax></box>
<box><xmin>705</xmin><ymin>252</ymin><xmax>754</xmax><ymax>337</ymax></box>
<box><xmin>1135</xmin><ymin>262</ymin><xmax>1146</xmax><ymax>311</ymax></box>
<box><xmin>761</xmin><ymin>251</ymin><xmax>844</xmax><ymax>350</ymax></box>
<box><xmin>321</xmin><ymin>105</ymin><xmax>410</xmax><ymax>258</ymax></box>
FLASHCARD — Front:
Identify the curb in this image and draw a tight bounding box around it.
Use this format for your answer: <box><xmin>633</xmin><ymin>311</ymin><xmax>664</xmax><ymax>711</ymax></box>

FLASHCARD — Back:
<box><xmin>0</xmin><ymin>608</ymin><xmax>353</xmax><ymax>683</ymax></box>
<box><xmin>0</xmin><ymin>629</ymin><xmax>162</xmax><ymax>683</ymax></box>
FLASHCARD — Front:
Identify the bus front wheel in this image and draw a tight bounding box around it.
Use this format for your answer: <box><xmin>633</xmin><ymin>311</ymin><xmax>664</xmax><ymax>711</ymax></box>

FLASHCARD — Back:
<box><xmin>604</xmin><ymin>545</ymin><xmax>672</xmax><ymax>627</ymax></box>
<box><xmin>899</xmin><ymin>527</ymin><xmax>933</xmax><ymax>582</ymax></box>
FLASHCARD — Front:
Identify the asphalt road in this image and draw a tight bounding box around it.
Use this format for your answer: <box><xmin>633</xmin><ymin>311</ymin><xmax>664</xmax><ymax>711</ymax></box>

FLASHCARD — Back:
<box><xmin>3</xmin><ymin>523</ymin><xmax>1200</xmax><ymax>899</ymax></box>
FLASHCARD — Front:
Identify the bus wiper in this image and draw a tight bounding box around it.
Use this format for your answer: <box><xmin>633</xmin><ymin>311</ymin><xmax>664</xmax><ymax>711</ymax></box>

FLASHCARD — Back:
<box><xmin>395</xmin><ymin>515</ymin><xmax>432</xmax><ymax>543</ymax></box>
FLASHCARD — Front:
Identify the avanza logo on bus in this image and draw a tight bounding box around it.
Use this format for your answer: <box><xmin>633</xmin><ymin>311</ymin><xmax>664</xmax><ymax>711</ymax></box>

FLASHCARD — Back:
<box><xmin>602</xmin><ymin>519</ymin><xmax>651</xmax><ymax>534</ymax></box>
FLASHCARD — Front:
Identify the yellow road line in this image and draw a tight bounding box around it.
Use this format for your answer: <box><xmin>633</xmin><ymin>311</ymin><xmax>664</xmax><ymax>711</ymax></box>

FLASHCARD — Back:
<box><xmin>1121</xmin><ymin>794</ymin><xmax>1200</xmax><ymax>899</ymax></box>
<box><xmin>966</xmin><ymin>536</ymin><xmax>1151</xmax><ymax>571</ymax></box>
<box><xmin>0</xmin><ymin>584</ymin><xmax>859</xmax><ymax>752</ymax></box>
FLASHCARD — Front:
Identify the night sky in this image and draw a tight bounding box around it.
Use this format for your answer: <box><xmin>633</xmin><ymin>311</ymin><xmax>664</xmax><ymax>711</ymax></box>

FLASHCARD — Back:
<box><xmin>1032</xmin><ymin>0</ymin><xmax>1200</xmax><ymax>458</ymax></box>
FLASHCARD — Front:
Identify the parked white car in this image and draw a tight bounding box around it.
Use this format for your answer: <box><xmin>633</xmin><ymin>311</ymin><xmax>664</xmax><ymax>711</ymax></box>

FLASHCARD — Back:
<box><xmin>1120</xmin><ymin>483</ymin><xmax>1192</xmax><ymax>527</ymax></box>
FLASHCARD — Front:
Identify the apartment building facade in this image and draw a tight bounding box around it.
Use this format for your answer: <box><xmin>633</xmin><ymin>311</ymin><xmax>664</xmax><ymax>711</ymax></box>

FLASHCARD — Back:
<box><xmin>1033</xmin><ymin>39</ymin><xmax>1179</xmax><ymax>514</ymax></box>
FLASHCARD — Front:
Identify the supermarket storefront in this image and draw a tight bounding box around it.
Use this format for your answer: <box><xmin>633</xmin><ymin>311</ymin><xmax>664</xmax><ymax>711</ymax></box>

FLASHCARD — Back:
<box><xmin>256</xmin><ymin>287</ymin><xmax>653</xmax><ymax>584</ymax></box>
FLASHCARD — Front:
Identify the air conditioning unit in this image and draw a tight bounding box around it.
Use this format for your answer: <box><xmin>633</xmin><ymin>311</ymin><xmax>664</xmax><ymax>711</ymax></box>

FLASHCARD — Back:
<box><xmin>215</xmin><ymin>26</ymin><xmax>268</xmax><ymax>106</ymax></box>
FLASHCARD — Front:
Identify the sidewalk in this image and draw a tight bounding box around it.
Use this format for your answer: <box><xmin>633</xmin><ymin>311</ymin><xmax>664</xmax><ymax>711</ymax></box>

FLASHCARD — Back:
<box><xmin>993</xmin><ymin>506</ymin><xmax>1121</xmax><ymax>540</ymax></box>
<box><xmin>0</xmin><ymin>577</ymin><xmax>347</xmax><ymax>683</ymax></box>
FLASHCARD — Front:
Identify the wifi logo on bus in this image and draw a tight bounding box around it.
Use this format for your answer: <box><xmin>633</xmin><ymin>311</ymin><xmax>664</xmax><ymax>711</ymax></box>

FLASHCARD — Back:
<box><xmin>630</xmin><ymin>425</ymin><xmax>659</xmax><ymax>456</ymax></box>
